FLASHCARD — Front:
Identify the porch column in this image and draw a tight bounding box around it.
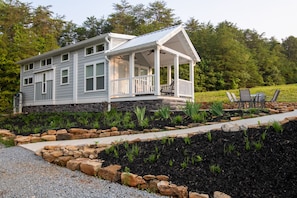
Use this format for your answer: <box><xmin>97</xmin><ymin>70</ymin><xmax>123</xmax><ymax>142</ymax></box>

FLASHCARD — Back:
<box><xmin>129</xmin><ymin>53</ymin><xmax>135</xmax><ymax>97</ymax></box>
<box><xmin>154</xmin><ymin>46</ymin><xmax>161</xmax><ymax>95</ymax></box>
<box><xmin>190</xmin><ymin>61</ymin><xmax>195</xmax><ymax>101</ymax></box>
<box><xmin>174</xmin><ymin>55</ymin><xmax>179</xmax><ymax>97</ymax></box>
<box><xmin>167</xmin><ymin>65</ymin><xmax>172</xmax><ymax>84</ymax></box>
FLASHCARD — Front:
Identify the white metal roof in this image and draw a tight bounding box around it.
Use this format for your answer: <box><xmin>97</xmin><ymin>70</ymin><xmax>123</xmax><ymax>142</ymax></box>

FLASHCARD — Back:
<box><xmin>107</xmin><ymin>25</ymin><xmax>200</xmax><ymax>62</ymax></box>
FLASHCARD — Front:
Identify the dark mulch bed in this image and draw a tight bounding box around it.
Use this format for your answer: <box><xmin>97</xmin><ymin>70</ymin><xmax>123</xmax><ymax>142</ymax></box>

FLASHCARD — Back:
<box><xmin>98</xmin><ymin>120</ymin><xmax>297</xmax><ymax>197</ymax></box>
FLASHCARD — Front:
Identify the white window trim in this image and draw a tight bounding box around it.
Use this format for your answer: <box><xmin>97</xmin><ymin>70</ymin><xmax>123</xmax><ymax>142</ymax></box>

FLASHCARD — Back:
<box><xmin>40</xmin><ymin>58</ymin><xmax>53</xmax><ymax>67</ymax></box>
<box><xmin>60</xmin><ymin>67</ymin><xmax>69</xmax><ymax>85</ymax></box>
<box><xmin>23</xmin><ymin>76</ymin><xmax>33</xmax><ymax>86</ymax></box>
<box><xmin>84</xmin><ymin>43</ymin><xmax>105</xmax><ymax>57</ymax></box>
<box><xmin>61</xmin><ymin>53</ymin><xmax>70</xmax><ymax>62</ymax></box>
<box><xmin>84</xmin><ymin>61</ymin><xmax>106</xmax><ymax>92</ymax></box>
<box><xmin>42</xmin><ymin>73</ymin><xmax>47</xmax><ymax>94</ymax></box>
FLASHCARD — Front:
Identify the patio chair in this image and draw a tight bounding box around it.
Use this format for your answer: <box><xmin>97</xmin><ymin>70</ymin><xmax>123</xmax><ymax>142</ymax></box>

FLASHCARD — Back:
<box><xmin>226</xmin><ymin>91</ymin><xmax>234</xmax><ymax>102</ymax></box>
<box><xmin>231</xmin><ymin>92</ymin><xmax>239</xmax><ymax>102</ymax></box>
<box><xmin>160</xmin><ymin>80</ymin><xmax>174</xmax><ymax>95</ymax></box>
<box><xmin>239</xmin><ymin>89</ymin><xmax>253</xmax><ymax>108</ymax></box>
<box><xmin>254</xmin><ymin>92</ymin><xmax>266</xmax><ymax>108</ymax></box>
<box><xmin>270</xmin><ymin>89</ymin><xmax>280</xmax><ymax>102</ymax></box>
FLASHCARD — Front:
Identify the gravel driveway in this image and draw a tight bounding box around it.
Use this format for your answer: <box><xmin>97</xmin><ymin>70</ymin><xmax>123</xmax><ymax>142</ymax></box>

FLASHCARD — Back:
<box><xmin>0</xmin><ymin>146</ymin><xmax>164</xmax><ymax>198</ymax></box>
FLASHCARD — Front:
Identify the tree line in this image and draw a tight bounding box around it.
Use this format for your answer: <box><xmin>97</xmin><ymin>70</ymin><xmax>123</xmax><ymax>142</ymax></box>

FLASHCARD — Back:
<box><xmin>1</xmin><ymin>0</ymin><xmax>297</xmax><ymax>112</ymax></box>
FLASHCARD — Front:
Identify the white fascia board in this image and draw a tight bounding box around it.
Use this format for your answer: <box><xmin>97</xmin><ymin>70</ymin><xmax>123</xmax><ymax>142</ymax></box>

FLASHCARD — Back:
<box><xmin>106</xmin><ymin>41</ymin><xmax>157</xmax><ymax>56</ymax></box>
<box><xmin>17</xmin><ymin>33</ymin><xmax>111</xmax><ymax>65</ymax></box>
<box><xmin>180</xmin><ymin>29</ymin><xmax>201</xmax><ymax>62</ymax></box>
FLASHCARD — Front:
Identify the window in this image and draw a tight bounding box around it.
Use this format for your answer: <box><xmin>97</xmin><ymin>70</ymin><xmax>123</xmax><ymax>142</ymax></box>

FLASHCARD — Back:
<box><xmin>61</xmin><ymin>68</ymin><xmax>69</xmax><ymax>85</ymax></box>
<box><xmin>41</xmin><ymin>58</ymin><xmax>52</xmax><ymax>66</ymax></box>
<box><xmin>85</xmin><ymin>62</ymin><xmax>105</xmax><ymax>91</ymax></box>
<box><xmin>61</xmin><ymin>53</ymin><xmax>69</xmax><ymax>62</ymax></box>
<box><xmin>24</xmin><ymin>63</ymin><xmax>33</xmax><ymax>71</ymax></box>
<box><xmin>85</xmin><ymin>46</ymin><xmax>94</xmax><ymax>55</ymax></box>
<box><xmin>42</xmin><ymin>73</ymin><xmax>47</xmax><ymax>94</ymax></box>
<box><xmin>23</xmin><ymin>77</ymin><xmax>33</xmax><ymax>86</ymax></box>
<box><xmin>85</xmin><ymin>44</ymin><xmax>104</xmax><ymax>56</ymax></box>
<box><xmin>95</xmin><ymin>44</ymin><xmax>104</xmax><ymax>53</ymax></box>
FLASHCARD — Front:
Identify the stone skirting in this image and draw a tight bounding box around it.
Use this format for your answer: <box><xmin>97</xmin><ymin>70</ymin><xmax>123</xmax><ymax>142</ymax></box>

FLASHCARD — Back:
<box><xmin>22</xmin><ymin>99</ymin><xmax>185</xmax><ymax>113</ymax></box>
<box><xmin>23</xmin><ymin>102</ymin><xmax>109</xmax><ymax>113</ymax></box>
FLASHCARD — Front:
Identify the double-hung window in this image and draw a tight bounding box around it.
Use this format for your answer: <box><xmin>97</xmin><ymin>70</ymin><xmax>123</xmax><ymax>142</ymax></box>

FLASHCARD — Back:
<box><xmin>23</xmin><ymin>77</ymin><xmax>33</xmax><ymax>86</ymax></box>
<box><xmin>61</xmin><ymin>68</ymin><xmax>69</xmax><ymax>85</ymax></box>
<box><xmin>85</xmin><ymin>62</ymin><xmax>105</xmax><ymax>91</ymax></box>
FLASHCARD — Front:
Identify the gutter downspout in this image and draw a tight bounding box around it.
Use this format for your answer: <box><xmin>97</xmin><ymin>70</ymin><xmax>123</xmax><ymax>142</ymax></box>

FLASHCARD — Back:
<box><xmin>105</xmin><ymin>35</ymin><xmax>111</xmax><ymax>111</ymax></box>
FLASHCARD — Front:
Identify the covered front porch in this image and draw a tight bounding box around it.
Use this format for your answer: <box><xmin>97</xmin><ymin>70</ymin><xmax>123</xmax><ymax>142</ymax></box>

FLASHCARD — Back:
<box><xmin>107</xmin><ymin>26</ymin><xmax>200</xmax><ymax>103</ymax></box>
<box><xmin>109</xmin><ymin>47</ymin><xmax>195</xmax><ymax>100</ymax></box>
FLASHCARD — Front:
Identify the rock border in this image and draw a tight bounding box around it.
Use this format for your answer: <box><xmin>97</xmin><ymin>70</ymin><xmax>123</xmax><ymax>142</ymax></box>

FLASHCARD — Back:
<box><xmin>33</xmin><ymin>116</ymin><xmax>297</xmax><ymax>198</ymax></box>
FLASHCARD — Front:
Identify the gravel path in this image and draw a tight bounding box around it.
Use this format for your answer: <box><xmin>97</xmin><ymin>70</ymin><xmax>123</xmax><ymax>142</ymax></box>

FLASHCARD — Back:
<box><xmin>0</xmin><ymin>146</ymin><xmax>164</xmax><ymax>198</ymax></box>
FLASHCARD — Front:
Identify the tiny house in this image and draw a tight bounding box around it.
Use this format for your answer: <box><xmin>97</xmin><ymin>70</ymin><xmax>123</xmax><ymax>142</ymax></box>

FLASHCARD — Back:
<box><xmin>16</xmin><ymin>25</ymin><xmax>200</xmax><ymax>113</ymax></box>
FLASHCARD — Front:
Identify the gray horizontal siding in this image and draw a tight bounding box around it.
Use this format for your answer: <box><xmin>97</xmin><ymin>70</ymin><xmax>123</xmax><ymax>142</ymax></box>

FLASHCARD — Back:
<box><xmin>55</xmin><ymin>59</ymin><xmax>73</xmax><ymax>100</ymax></box>
<box><xmin>77</xmin><ymin>50</ymin><xmax>108</xmax><ymax>100</ymax></box>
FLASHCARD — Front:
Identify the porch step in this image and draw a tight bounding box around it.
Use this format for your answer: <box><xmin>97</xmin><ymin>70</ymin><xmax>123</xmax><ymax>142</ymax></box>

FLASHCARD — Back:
<box><xmin>162</xmin><ymin>100</ymin><xmax>187</xmax><ymax>111</ymax></box>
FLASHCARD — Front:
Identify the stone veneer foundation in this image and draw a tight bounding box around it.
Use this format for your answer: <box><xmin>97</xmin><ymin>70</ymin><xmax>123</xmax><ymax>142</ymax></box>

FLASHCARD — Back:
<box><xmin>22</xmin><ymin>99</ymin><xmax>186</xmax><ymax>113</ymax></box>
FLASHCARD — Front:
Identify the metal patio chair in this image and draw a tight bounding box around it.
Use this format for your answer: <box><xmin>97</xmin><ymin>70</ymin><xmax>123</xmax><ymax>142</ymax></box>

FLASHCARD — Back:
<box><xmin>270</xmin><ymin>89</ymin><xmax>280</xmax><ymax>102</ymax></box>
<box><xmin>239</xmin><ymin>89</ymin><xmax>253</xmax><ymax>108</ymax></box>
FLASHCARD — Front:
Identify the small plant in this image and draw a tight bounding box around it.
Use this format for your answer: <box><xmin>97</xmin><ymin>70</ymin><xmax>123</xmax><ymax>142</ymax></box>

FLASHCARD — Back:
<box><xmin>261</xmin><ymin>131</ymin><xmax>267</xmax><ymax>141</ymax></box>
<box><xmin>209</xmin><ymin>102</ymin><xmax>224</xmax><ymax>117</ymax></box>
<box><xmin>183</xmin><ymin>101</ymin><xmax>201</xmax><ymax>118</ymax></box>
<box><xmin>156</xmin><ymin>106</ymin><xmax>171</xmax><ymax>120</ymax></box>
<box><xmin>172</xmin><ymin>115</ymin><xmax>183</xmax><ymax>125</ymax></box>
<box><xmin>183</xmin><ymin>136</ymin><xmax>191</xmax><ymax>145</ymax></box>
<box><xmin>145</xmin><ymin>153</ymin><xmax>159</xmax><ymax>163</ymax></box>
<box><xmin>105</xmin><ymin>144</ymin><xmax>119</xmax><ymax>158</ymax></box>
<box><xmin>169</xmin><ymin>159</ymin><xmax>174</xmax><ymax>167</ymax></box>
<box><xmin>224</xmin><ymin>143</ymin><xmax>235</xmax><ymax>154</ymax></box>
<box><xmin>244</xmin><ymin>137</ymin><xmax>251</xmax><ymax>151</ymax></box>
<box><xmin>252</xmin><ymin>141</ymin><xmax>263</xmax><ymax>150</ymax></box>
<box><xmin>206</xmin><ymin>131</ymin><xmax>212</xmax><ymax>142</ymax></box>
<box><xmin>0</xmin><ymin>135</ymin><xmax>15</xmax><ymax>147</ymax></box>
<box><xmin>191</xmin><ymin>112</ymin><xmax>207</xmax><ymax>123</ymax></box>
<box><xmin>210</xmin><ymin>164</ymin><xmax>221</xmax><ymax>174</ymax></box>
<box><xmin>134</xmin><ymin>106</ymin><xmax>148</xmax><ymax>127</ymax></box>
<box><xmin>195</xmin><ymin>155</ymin><xmax>203</xmax><ymax>163</ymax></box>
<box><xmin>180</xmin><ymin>157</ymin><xmax>189</xmax><ymax>169</ymax></box>
<box><xmin>271</xmin><ymin>121</ymin><xmax>283</xmax><ymax>133</ymax></box>
<box><xmin>243</xmin><ymin>130</ymin><xmax>248</xmax><ymax>137</ymax></box>
<box><xmin>124</xmin><ymin>166</ymin><xmax>130</xmax><ymax>173</ymax></box>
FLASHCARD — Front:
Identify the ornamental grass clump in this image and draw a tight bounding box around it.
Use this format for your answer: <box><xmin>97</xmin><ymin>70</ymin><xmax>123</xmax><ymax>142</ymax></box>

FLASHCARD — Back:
<box><xmin>134</xmin><ymin>106</ymin><xmax>149</xmax><ymax>128</ymax></box>
<box><xmin>271</xmin><ymin>121</ymin><xmax>283</xmax><ymax>133</ymax></box>
<box><xmin>155</xmin><ymin>106</ymin><xmax>171</xmax><ymax>120</ymax></box>
<box><xmin>209</xmin><ymin>101</ymin><xmax>224</xmax><ymax>117</ymax></box>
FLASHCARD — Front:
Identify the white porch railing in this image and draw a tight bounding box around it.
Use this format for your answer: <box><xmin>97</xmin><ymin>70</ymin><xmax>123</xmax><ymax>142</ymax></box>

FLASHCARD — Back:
<box><xmin>111</xmin><ymin>75</ymin><xmax>155</xmax><ymax>97</ymax></box>
<box><xmin>178</xmin><ymin>79</ymin><xmax>192</xmax><ymax>97</ymax></box>
<box><xmin>111</xmin><ymin>75</ymin><xmax>192</xmax><ymax>98</ymax></box>
<box><xmin>134</xmin><ymin>75</ymin><xmax>155</xmax><ymax>95</ymax></box>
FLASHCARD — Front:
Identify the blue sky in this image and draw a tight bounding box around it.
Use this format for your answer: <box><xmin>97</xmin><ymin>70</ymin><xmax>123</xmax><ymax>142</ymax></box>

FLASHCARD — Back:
<box><xmin>24</xmin><ymin>0</ymin><xmax>296</xmax><ymax>41</ymax></box>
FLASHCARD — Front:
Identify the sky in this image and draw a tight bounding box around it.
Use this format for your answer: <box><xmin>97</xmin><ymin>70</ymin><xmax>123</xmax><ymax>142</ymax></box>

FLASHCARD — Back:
<box><xmin>23</xmin><ymin>0</ymin><xmax>296</xmax><ymax>41</ymax></box>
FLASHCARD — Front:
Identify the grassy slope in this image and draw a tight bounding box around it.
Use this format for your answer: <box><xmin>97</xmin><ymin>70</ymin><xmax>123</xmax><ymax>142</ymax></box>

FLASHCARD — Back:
<box><xmin>195</xmin><ymin>84</ymin><xmax>297</xmax><ymax>103</ymax></box>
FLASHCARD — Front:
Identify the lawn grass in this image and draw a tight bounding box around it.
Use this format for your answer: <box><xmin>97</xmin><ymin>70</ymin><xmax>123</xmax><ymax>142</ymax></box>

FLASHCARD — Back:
<box><xmin>195</xmin><ymin>83</ymin><xmax>297</xmax><ymax>103</ymax></box>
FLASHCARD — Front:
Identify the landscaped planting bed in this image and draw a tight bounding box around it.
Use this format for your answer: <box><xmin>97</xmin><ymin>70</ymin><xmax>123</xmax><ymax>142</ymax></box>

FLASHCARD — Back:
<box><xmin>98</xmin><ymin>120</ymin><xmax>297</xmax><ymax>197</ymax></box>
